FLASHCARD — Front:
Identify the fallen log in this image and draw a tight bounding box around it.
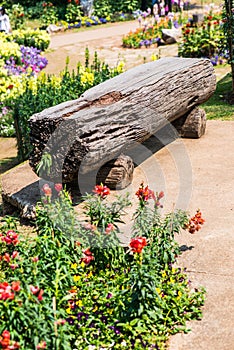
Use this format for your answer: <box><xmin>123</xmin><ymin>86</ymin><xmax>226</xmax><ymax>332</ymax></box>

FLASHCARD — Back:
<box><xmin>29</xmin><ymin>57</ymin><xmax>216</xmax><ymax>185</ymax></box>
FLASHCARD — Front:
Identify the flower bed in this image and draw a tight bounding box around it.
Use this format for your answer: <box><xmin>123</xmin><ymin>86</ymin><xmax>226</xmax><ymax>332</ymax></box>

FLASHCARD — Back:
<box><xmin>0</xmin><ymin>182</ymin><xmax>205</xmax><ymax>349</ymax></box>
<box><xmin>178</xmin><ymin>13</ymin><xmax>227</xmax><ymax>65</ymax></box>
<box><xmin>122</xmin><ymin>13</ymin><xmax>185</xmax><ymax>49</ymax></box>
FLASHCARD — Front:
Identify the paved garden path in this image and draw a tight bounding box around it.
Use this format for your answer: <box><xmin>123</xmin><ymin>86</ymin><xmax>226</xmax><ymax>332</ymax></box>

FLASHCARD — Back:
<box><xmin>1</xmin><ymin>18</ymin><xmax>234</xmax><ymax>350</ymax></box>
<box><xmin>44</xmin><ymin>20</ymin><xmax>179</xmax><ymax>75</ymax></box>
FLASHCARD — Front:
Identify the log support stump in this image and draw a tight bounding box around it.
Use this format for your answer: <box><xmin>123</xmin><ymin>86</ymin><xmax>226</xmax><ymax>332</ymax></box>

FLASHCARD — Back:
<box><xmin>173</xmin><ymin>107</ymin><xmax>206</xmax><ymax>138</ymax></box>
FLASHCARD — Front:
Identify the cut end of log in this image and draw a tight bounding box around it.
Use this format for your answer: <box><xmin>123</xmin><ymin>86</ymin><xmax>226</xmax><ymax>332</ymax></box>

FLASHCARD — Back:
<box><xmin>173</xmin><ymin>107</ymin><xmax>206</xmax><ymax>138</ymax></box>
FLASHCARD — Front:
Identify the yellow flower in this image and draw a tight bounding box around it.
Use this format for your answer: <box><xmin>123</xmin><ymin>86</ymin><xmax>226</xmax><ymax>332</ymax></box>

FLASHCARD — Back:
<box><xmin>93</xmin><ymin>305</ymin><xmax>98</xmax><ymax>312</ymax></box>
<box><xmin>170</xmin><ymin>277</ymin><xmax>175</xmax><ymax>284</ymax></box>
<box><xmin>80</xmin><ymin>71</ymin><xmax>94</xmax><ymax>86</ymax></box>
<box><xmin>151</xmin><ymin>54</ymin><xmax>157</xmax><ymax>61</ymax></box>
<box><xmin>71</xmin><ymin>263</ymin><xmax>78</xmax><ymax>269</ymax></box>
<box><xmin>66</xmin><ymin>307</ymin><xmax>71</xmax><ymax>314</ymax></box>
<box><xmin>116</xmin><ymin>61</ymin><xmax>125</xmax><ymax>73</ymax></box>
<box><xmin>76</xmin><ymin>300</ymin><xmax>83</xmax><ymax>307</ymax></box>
<box><xmin>162</xmin><ymin>271</ymin><xmax>167</xmax><ymax>278</ymax></box>
<box><xmin>177</xmin><ymin>291</ymin><xmax>182</xmax><ymax>300</ymax></box>
<box><xmin>87</xmin><ymin>271</ymin><xmax>93</xmax><ymax>278</ymax></box>
<box><xmin>80</xmin><ymin>261</ymin><xmax>86</xmax><ymax>268</ymax></box>
<box><xmin>73</xmin><ymin>275</ymin><xmax>80</xmax><ymax>282</ymax></box>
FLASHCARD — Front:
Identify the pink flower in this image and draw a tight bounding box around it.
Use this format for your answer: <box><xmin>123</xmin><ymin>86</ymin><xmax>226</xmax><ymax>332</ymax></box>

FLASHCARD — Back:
<box><xmin>30</xmin><ymin>285</ymin><xmax>39</xmax><ymax>295</ymax></box>
<box><xmin>11</xmin><ymin>251</ymin><xmax>19</xmax><ymax>259</ymax></box>
<box><xmin>54</xmin><ymin>183</ymin><xmax>63</xmax><ymax>192</ymax></box>
<box><xmin>42</xmin><ymin>184</ymin><xmax>52</xmax><ymax>197</ymax></box>
<box><xmin>81</xmin><ymin>248</ymin><xmax>94</xmax><ymax>265</ymax></box>
<box><xmin>37</xmin><ymin>341</ymin><xmax>46</xmax><ymax>349</ymax></box>
<box><xmin>32</xmin><ymin>256</ymin><xmax>39</xmax><ymax>262</ymax></box>
<box><xmin>2</xmin><ymin>230</ymin><xmax>19</xmax><ymax>245</ymax></box>
<box><xmin>105</xmin><ymin>223</ymin><xmax>114</xmax><ymax>234</ymax></box>
<box><xmin>10</xmin><ymin>264</ymin><xmax>19</xmax><ymax>270</ymax></box>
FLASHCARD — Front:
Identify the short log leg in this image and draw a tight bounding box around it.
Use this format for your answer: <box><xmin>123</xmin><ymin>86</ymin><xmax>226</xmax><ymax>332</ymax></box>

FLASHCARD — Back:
<box><xmin>96</xmin><ymin>154</ymin><xmax>134</xmax><ymax>190</ymax></box>
<box><xmin>173</xmin><ymin>107</ymin><xmax>206</xmax><ymax>138</ymax></box>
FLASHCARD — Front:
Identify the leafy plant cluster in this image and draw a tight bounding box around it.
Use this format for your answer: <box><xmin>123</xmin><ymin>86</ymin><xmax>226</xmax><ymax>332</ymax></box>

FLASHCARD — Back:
<box><xmin>178</xmin><ymin>12</ymin><xmax>227</xmax><ymax>65</ymax></box>
<box><xmin>0</xmin><ymin>182</ymin><xmax>205</xmax><ymax>349</ymax></box>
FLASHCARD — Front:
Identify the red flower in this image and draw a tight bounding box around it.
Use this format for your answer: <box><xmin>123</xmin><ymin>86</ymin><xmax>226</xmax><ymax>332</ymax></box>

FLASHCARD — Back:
<box><xmin>11</xmin><ymin>281</ymin><xmax>20</xmax><ymax>292</ymax></box>
<box><xmin>30</xmin><ymin>285</ymin><xmax>44</xmax><ymax>301</ymax></box>
<box><xmin>0</xmin><ymin>282</ymin><xmax>15</xmax><ymax>301</ymax></box>
<box><xmin>129</xmin><ymin>237</ymin><xmax>147</xmax><ymax>253</ymax></box>
<box><xmin>93</xmin><ymin>184</ymin><xmax>110</xmax><ymax>198</ymax></box>
<box><xmin>54</xmin><ymin>183</ymin><xmax>62</xmax><ymax>192</ymax></box>
<box><xmin>135</xmin><ymin>183</ymin><xmax>155</xmax><ymax>202</ymax></box>
<box><xmin>37</xmin><ymin>289</ymin><xmax>44</xmax><ymax>301</ymax></box>
<box><xmin>81</xmin><ymin>248</ymin><xmax>94</xmax><ymax>265</ymax></box>
<box><xmin>42</xmin><ymin>184</ymin><xmax>52</xmax><ymax>197</ymax></box>
<box><xmin>3</xmin><ymin>253</ymin><xmax>10</xmax><ymax>263</ymax></box>
<box><xmin>1</xmin><ymin>330</ymin><xmax>10</xmax><ymax>340</ymax></box>
<box><xmin>7</xmin><ymin>84</ymin><xmax>14</xmax><ymax>90</ymax></box>
<box><xmin>186</xmin><ymin>210</ymin><xmax>205</xmax><ymax>233</ymax></box>
<box><xmin>2</xmin><ymin>230</ymin><xmax>19</xmax><ymax>245</ymax></box>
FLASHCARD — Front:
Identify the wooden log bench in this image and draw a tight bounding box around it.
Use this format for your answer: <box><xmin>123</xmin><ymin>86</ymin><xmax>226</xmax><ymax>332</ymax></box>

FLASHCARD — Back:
<box><xmin>29</xmin><ymin>57</ymin><xmax>216</xmax><ymax>190</ymax></box>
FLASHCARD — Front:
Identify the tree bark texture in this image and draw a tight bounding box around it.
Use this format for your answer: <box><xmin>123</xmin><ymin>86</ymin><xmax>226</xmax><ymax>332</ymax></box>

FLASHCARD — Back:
<box><xmin>29</xmin><ymin>57</ymin><xmax>216</xmax><ymax>183</ymax></box>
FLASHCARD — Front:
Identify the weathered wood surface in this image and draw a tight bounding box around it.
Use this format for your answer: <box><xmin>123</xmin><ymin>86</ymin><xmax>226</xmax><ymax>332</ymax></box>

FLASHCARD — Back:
<box><xmin>29</xmin><ymin>57</ymin><xmax>216</xmax><ymax>183</ymax></box>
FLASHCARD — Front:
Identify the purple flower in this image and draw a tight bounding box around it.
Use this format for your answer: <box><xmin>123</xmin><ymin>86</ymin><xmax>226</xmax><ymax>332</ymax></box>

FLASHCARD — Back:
<box><xmin>106</xmin><ymin>292</ymin><xmax>112</xmax><ymax>299</ymax></box>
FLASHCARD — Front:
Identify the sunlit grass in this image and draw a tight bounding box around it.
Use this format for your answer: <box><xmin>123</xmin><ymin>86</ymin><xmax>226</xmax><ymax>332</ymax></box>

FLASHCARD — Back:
<box><xmin>202</xmin><ymin>73</ymin><xmax>234</xmax><ymax>120</ymax></box>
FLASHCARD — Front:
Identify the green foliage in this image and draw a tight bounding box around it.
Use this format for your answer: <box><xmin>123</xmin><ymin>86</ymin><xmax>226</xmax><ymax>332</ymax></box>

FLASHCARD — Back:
<box><xmin>65</xmin><ymin>2</ymin><xmax>82</xmax><ymax>23</ymax></box>
<box><xmin>0</xmin><ymin>183</ymin><xmax>206</xmax><ymax>349</ymax></box>
<box><xmin>24</xmin><ymin>1</ymin><xmax>44</xmax><ymax>19</ymax></box>
<box><xmin>40</xmin><ymin>2</ymin><xmax>59</xmax><ymax>26</ymax></box>
<box><xmin>93</xmin><ymin>0</ymin><xmax>112</xmax><ymax>18</ymax></box>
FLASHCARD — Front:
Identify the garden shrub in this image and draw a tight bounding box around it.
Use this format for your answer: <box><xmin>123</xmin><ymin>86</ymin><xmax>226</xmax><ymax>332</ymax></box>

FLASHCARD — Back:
<box><xmin>9</xmin><ymin>3</ymin><xmax>26</xmax><ymax>30</ymax></box>
<box><xmin>9</xmin><ymin>29</ymin><xmax>50</xmax><ymax>51</ymax></box>
<box><xmin>178</xmin><ymin>13</ymin><xmax>226</xmax><ymax>64</ymax></box>
<box><xmin>0</xmin><ymin>182</ymin><xmax>206</xmax><ymax>349</ymax></box>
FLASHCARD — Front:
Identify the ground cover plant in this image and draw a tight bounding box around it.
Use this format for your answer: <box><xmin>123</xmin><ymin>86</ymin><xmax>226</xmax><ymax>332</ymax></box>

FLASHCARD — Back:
<box><xmin>0</xmin><ymin>182</ymin><xmax>205</xmax><ymax>349</ymax></box>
